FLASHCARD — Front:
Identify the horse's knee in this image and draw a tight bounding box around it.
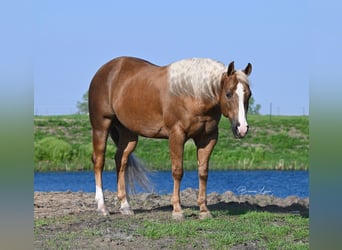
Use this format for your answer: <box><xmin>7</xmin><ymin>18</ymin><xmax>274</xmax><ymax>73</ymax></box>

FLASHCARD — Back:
<box><xmin>198</xmin><ymin>164</ymin><xmax>208</xmax><ymax>180</ymax></box>
<box><xmin>172</xmin><ymin>166</ymin><xmax>183</xmax><ymax>180</ymax></box>
<box><xmin>92</xmin><ymin>153</ymin><xmax>105</xmax><ymax>172</ymax></box>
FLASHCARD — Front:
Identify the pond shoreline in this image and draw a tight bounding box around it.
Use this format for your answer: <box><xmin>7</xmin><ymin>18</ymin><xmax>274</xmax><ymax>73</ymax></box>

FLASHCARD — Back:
<box><xmin>34</xmin><ymin>188</ymin><xmax>309</xmax><ymax>219</ymax></box>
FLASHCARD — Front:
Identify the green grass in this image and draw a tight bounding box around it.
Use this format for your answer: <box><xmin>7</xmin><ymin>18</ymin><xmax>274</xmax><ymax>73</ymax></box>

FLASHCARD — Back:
<box><xmin>34</xmin><ymin>114</ymin><xmax>309</xmax><ymax>171</ymax></box>
<box><xmin>140</xmin><ymin>211</ymin><xmax>308</xmax><ymax>249</ymax></box>
<box><xmin>34</xmin><ymin>210</ymin><xmax>309</xmax><ymax>249</ymax></box>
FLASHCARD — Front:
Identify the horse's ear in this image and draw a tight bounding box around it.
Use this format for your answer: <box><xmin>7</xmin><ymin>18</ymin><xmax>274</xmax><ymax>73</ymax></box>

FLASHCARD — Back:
<box><xmin>244</xmin><ymin>63</ymin><xmax>252</xmax><ymax>76</ymax></box>
<box><xmin>227</xmin><ymin>61</ymin><xmax>235</xmax><ymax>76</ymax></box>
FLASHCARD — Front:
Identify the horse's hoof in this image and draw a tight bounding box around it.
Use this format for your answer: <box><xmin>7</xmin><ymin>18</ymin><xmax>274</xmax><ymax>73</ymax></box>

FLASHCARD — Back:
<box><xmin>120</xmin><ymin>207</ymin><xmax>134</xmax><ymax>215</ymax></box>
<box><xmin>199</xmin><ymin>211</ymin><xmax>212</xmax><ymax>220</ymax></box>
<box><xmin>172</xmin><ymin>211</ymin><xmax>184</xmax><ymax>220</ymax></box>
<box><xmin>97</xmin><ymin>207</ymin><xmax>110</xmax><ymax>216</ymax></box>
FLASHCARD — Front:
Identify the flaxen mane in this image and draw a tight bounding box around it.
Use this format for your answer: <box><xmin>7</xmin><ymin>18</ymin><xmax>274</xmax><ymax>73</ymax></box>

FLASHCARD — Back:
<box><xmin>168</xmin><ymin>58</ymin><xmax>226</xmax><ymax>99</ymax></box>
<box><xmin>168</xmin><ymin>58</ymin><xmax>250</xmax><ymax>100</ymax></box>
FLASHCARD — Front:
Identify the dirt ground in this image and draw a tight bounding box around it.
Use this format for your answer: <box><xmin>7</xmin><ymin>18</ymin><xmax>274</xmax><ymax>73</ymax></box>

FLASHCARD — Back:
<box><xmin>34</xmin><ymin>189</ymin><xmax>309</xmax><ymax>249</ymax></box>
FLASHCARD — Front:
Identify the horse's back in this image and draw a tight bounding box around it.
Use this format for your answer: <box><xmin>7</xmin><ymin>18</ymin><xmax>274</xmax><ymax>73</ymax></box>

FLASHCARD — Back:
<box><xmin>90</xmin><ymin>56</ymin><xmax>158</xmax><ymax>89</ymax></box>
<box><xmin>89</xmin><ymin>57</ymin><xmax>162</xmax><ymax>112</ymax></box>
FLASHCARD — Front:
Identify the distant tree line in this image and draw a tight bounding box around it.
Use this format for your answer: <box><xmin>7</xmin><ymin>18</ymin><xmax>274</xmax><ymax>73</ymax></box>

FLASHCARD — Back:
<box><xmin>76</xmin><ymin>92</ymin><xmax>88</xmax><ymax>114</ymax></box>
<box><xmin>248</xmin><ymin>96</ymin><xmax>261</xmax><ymax>115</ymax></box>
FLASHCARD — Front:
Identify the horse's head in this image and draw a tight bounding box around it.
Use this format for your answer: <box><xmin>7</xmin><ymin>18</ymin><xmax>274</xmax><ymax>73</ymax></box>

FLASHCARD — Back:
<box><xmin>220</xmin><ymin>61</ymin><xmax>252</xmax><ymax>138</ymax></box>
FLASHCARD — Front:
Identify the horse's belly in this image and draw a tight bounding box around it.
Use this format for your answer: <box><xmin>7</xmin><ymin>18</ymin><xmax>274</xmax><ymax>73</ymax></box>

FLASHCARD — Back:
<box><xmin>134</xmin><ymin>121</ymin><xmax>169</xmax><ymax>138</ymax></box>
<box><xmin>116</xmin><ymin>112</ymin><xmax>169</xmax><ymax>138</ymax></box>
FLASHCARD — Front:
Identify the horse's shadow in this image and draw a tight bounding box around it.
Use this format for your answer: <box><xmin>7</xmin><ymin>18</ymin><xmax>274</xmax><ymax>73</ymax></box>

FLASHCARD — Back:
<box><xmin>208</xmin><ymin>201</ymin><xmax>309</xmax><ymax>218</ymax></box>
<box><xmin>134</xmin><ymin>201</ymin><xmax>309</xmax><ymax>218</ymax></box>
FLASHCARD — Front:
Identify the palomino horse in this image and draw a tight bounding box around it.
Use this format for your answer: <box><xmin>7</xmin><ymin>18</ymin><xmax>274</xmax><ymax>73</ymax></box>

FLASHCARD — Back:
<box><xmin>89</xmin><ymin>56</ymin><xmax>252</xmax><ymax>219</ymax></box>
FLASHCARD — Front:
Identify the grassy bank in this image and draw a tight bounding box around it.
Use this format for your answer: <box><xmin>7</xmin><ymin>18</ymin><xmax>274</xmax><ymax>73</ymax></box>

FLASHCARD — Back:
<box><xmin>34</xmin><ymin>114</ymin><xmax>308</xmax><ymax>171</ymax></box>
<box><xmin>34</xmin><ymin>207</ymin><xmax>309</xmax><ymax>249</ymax></box>
<box><xmin>140</xmin><ymin>211</ymin><xmax>309</xmax><ymax>249</ymax></box>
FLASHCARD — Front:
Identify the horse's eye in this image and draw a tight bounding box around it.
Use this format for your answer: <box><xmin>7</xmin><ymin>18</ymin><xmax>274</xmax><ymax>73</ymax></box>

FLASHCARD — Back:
<box><xmin>226</xmin><ymin>91</ymin><xmax>233</xmax><ymax>98</ymax></box>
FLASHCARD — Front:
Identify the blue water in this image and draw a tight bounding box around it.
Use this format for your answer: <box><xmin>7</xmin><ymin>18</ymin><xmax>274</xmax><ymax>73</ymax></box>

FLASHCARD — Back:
<box><xmin>34</xmin><ymin>170</ymin><xmax>309</xmax><ymax>198</ymax></box>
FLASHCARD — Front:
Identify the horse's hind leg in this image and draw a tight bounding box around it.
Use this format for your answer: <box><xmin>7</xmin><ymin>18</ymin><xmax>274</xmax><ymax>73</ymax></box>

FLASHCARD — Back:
<box><xmin>91</xmin><ymin>118</ymin><xmax>112</xmax><ymax>216</ymax></box>
<box><xmin>110</xmin><ymin>126</ymin><xmax>138</xmax><ymax>215</ymax></box>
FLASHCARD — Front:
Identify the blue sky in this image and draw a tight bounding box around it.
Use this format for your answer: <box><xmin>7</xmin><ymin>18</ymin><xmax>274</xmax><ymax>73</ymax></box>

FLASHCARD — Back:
<box><xmin>34</xmin><ymin>1</ymin><xmax>309</xmax><ymax>115</ymax></box>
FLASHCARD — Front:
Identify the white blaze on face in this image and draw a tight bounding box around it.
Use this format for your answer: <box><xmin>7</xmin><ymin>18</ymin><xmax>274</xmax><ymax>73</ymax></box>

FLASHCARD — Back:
<box><xmin>236</xmin><ymin>82</ymin><xmax>248</xmax><ymax>136</ymax></box>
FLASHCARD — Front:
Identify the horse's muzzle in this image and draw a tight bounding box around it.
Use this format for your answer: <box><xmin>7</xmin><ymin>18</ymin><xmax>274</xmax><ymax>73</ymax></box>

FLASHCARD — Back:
<box><xmin>232</xmin><ymin>121</ymin><xmax>249</xmax><ymax>138</ymax></box>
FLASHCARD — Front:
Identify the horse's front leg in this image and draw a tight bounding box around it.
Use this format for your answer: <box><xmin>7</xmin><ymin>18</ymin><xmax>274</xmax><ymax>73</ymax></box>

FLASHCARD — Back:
<box><xmin>169</xmin><ymin>131</ymin><xmax>186</xmax><ymax>220</ymax></box>
<box><xmin>194</xmin><ymin>131</ymin><xmax>218</xmax><ymax>219</ymax></box>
